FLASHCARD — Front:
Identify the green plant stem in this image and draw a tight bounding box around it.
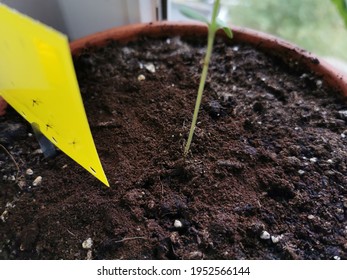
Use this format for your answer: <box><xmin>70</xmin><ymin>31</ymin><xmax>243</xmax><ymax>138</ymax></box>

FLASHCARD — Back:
<box><xmin>184</xmin><ymin>0</ymin><xmax>220</xmax><ymax>156</ymax></box>
<box><xmin>331</xmin><ymin>0</ymin><xmax>347</xmax><ymax>28</ymax></box>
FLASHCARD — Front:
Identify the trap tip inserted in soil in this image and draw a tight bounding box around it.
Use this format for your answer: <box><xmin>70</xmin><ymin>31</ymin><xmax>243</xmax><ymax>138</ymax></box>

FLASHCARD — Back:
<box><xmin>0</xmin><ymin>4</ymin><xmax>109</xmax><ymax>187</ymax></box>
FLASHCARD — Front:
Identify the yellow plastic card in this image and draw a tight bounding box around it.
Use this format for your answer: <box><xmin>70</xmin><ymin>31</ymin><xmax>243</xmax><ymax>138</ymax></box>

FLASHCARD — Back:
<box><xmin>0</xmin><ymin>4</ymin><xmax>109</xmax><ymax>186</ymax></box>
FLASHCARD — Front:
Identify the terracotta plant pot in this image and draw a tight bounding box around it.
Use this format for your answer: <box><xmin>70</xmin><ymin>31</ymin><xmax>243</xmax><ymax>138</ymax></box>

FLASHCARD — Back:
<box><xmin>70</xmin><ymin>22</ymin><xmax>347</xmax><ymax>95</ymax></box>
<box><xmin>2</xmin><ymin>23</ymin><xmax>346</xmax><ymax>116</ymax></box>
<box><xmin>1</xmin><ymin>22</ymin><xmax>347</xmax><ymax>260</ymax></box>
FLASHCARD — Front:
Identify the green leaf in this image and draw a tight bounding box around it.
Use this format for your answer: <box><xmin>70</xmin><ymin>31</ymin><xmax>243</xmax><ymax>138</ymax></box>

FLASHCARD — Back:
<box><xmin>216</xmin><ymin>18</ymin><xmax>233</xmax><ymax>38</ymax></box>
<box><xmin>221</xmin><ymin>26</ymin><xmax>233</xmax><ymax>39</ymax></box>
<box><xmin>331</xmin><ymin>0</ymin><xmax>347</xmax><ymax>28</ymax></box>
<box><xmin>179</xmin><ymin>5</ymin><xmax>209</xmax><ymax>25</ymax></box>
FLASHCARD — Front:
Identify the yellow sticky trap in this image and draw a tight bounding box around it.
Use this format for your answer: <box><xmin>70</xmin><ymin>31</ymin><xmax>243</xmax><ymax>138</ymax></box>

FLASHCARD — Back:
<box><xmin>0</xmin><ymin>4</ymin><xmax>109</xmax><ymax>186</ymax></box>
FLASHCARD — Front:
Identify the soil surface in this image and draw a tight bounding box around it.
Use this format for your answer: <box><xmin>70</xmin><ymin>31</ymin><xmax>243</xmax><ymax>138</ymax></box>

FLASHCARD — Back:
<box><xmin>1</xmin><ymin>35</ymin><xmax>347</xmax><ymax>260</ymax></box>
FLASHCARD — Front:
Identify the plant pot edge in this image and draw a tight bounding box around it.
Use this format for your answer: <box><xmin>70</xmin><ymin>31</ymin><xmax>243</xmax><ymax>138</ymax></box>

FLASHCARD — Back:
<box><xmin>69</xmin><ymin>21</ymin><xmax>347</xmax><ymax>98</ymax></box>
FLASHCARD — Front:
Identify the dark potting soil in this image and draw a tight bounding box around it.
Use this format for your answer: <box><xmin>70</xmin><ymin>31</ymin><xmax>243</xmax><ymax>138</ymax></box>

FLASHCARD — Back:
<box><xmin>1</xmin><ymin>35</ymin><xmax>347</xmax><ymax>260</ymax></box>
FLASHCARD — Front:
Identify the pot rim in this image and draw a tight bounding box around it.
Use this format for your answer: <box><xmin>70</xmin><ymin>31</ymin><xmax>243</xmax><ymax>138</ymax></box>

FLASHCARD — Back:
<box><xmin>70</xmin><ymin>21</ymin><xmax>347</xmax><ymax>97</ymax></box>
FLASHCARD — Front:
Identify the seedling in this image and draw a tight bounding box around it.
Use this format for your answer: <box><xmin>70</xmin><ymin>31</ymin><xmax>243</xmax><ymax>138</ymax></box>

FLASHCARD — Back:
<box><xmin>181</xmin><ymin>0</ymin><xmax>233</xmax><ymax>156</ymax></box>
<box><xmin>331</xmin><ymin>0</ymin><xmax>347</xmax><ymax>28</ymax></box>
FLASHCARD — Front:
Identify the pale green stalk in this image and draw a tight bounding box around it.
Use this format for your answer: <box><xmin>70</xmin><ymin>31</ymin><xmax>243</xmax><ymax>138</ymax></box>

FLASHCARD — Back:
<box><xmin>184</xmin><ymin>0</ymin><xmax>221</xmax><ymax>156</ymax></box>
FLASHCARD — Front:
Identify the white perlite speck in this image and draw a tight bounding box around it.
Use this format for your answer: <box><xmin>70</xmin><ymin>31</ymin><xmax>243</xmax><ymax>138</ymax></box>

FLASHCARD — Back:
<box><xmin>308</xmin><ymin>214</ymin><xmax>315</xmax><ymax>220</ymax></box>
<box><xmin>82</xmin><ymin>238</ymin><xmax>93</xmax><ymax>249</ymax></box>
<box><xmin>137</xmin><ymin>74</ymin><xmax>146</xmax><ymax>81</ymax></box>
<box><xmin>86</xmin><ymin>250</ymin><xmax>93</xmax><ymax>260</ymax></box>
<box><xmin>298</xmin><ymin>170</ymin><xmax>305</xmax><ymax>175</ymax></box>
<box><xmin>309</xmin><ymin>157</ymin><xmax>317</xmax><ymax>163</ymax></box>
<box><xmin>260</xmin><ymin>231</ymin><xmax>271</xmax><ymax>240</ymax></box>
<box><xmin>271</xmin><ymin>235</ymin><xmax>282</xmax><ymax>244</ymax></box>
<box><xmin>338</xmin><ymin>110</ymin><xmax>347</xmax><ymax>117</ymax></box>
<box><xmin>26</xmin><ymin>169</ymin><xmax>34</xmax><ymax>176</ymax></box>
<box><xmin>174</xmin><ymin>220</ymin><xmax>183</xmax><ymax>228</ymax></box>
<box><xmin>32</xmin><ymin>176</ymin><xmax>42</xmax><ymax>186</ymax></box>
<box><xmin>33</xmin><ymin>149</ymin><xmax>43</xmax><ymax>155</ymax></box>
<box><xmin>144</xmin><ymin>63</ymin><xmax>155</xmax><ymax>73</ymax></box>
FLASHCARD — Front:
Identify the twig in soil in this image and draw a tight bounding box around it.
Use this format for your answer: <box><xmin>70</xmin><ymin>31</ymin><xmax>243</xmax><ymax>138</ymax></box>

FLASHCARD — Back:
<box><xmin>257</xmin><ymin>200</ymin><xmax>262</xmax><ymax>208</ymax></box>
<box><xmin>159</xmin><ymin>176</ymin><xmax>164</xmax><ymax>201</ymax></box>
<box><xmin>66</xmin><ymin>229</ymin><xmax>76</xmax><ymax>237</ymax></box>
<box><xmin>114</xmin><ymin>236</ymin><xmax>147</xmax><ymax>243</ymax></box>
<box><xmin>0</xmin><ymin>143</ymin><xmax>20</xmax><ymax>174</ymax></box>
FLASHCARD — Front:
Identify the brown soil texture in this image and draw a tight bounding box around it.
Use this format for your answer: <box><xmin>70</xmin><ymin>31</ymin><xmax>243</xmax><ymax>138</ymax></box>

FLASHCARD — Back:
<box><xmin>1</xmin><ymin>36</ymin><xmax>347</xmax><ymax>260</ymax></box>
